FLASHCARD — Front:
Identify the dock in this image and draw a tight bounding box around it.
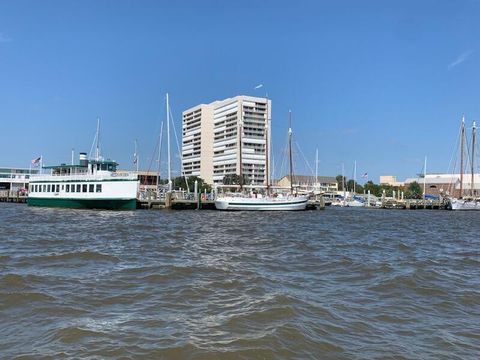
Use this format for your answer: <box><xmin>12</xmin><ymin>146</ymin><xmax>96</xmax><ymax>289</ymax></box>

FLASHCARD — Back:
<box><xmin>379</xmin><ymin>199</ymin><xmax>446</xmax><ymax>210</ymax></box>
<box><xmin>0</xmin><ymin>190</ymin><xmax>27</xmax><ymax>204</ymax></box>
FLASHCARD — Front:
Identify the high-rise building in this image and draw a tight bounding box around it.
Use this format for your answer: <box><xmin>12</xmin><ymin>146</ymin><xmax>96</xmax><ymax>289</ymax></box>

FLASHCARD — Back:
<box><xmin>182</xmin><ymin>95</ymin><xmax>271</xmax><ymax>185</ymax></box>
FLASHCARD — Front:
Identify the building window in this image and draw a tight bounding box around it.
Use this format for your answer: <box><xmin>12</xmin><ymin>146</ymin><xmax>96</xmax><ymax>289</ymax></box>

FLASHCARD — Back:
<box><xmin>96</xmin><ymin>184</ymin><xmax>102</xmax><ymax>193</ymax></box>
<box><xmin>82</xmin><ymin>184</ymin><xmax>87</xmax><ymax>192</ymax></box>
<box><xmin>89</xmin><ymin>184</ymin><xmax>94</xmax><ymax>192</ymax></box>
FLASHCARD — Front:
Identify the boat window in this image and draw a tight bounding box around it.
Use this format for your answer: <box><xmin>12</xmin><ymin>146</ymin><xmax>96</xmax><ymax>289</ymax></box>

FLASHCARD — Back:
<box><xmin>108</xmin><ymin>164</ymin><xmax>113</xmax><ymax>171</ymax></box>
<box><xmin>97</xmin><ymin>164</ymin><xmax>100</xmax><ymax>170</ymax></box>
<box><xmin>66</xmin><ymin>184</ymin><xmax>70</xmax><ymax>192</ymax></box>
<box><xmin>96</xmin><ymin>184</ymin><xmax>102</xmax><ymax>193</ymax></box>
<box><xmin>56</xmin><ymin>184</ymin><xmax>60</xmax><ymax>192</ymax></box>
<box><xmin>76</xmin><ymin>184</ymin><xmax>81</xmax><ymax>192</ymax></box>
<box><xmin>89</xmin><ymin>184</ymin><xmax>94</xmax><ymax>192</ymax></box>
<box><xmin>101</xmin><ymin>164</ymin><xmax>107</xmax><ymax>171</ymax></box>
<box><xmin>61</xmin><ymin>185</ymin><xmax>64</xmax><ymax>191</ymax></box>
<box><xmin>82</xmin><ymin>184</ymin><xmax>87</xmax><ymax>192</ymax></box>
<box><xmin>47</xmin><ymin>184</ymin><xmax>51</xmax><ymax>192</ymax></box>
<box><xmin>43</xmin><ymin>184</ymin><xmax>46</xmax><ymax>192</ymax></box>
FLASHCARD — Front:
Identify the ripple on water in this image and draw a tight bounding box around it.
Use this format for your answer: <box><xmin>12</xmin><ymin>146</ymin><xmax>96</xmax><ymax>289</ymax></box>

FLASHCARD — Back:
<box><xmin>0</xmin><ymin>204</ymin><xmax>479</xmax><ymax>359</ymax></box>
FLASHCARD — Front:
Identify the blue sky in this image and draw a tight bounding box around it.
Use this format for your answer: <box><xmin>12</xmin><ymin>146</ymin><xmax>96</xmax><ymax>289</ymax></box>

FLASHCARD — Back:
<box><xmin>1</xmin><ymin>0</ymin><xmax>480</xmax><ymax>182</ymax></box>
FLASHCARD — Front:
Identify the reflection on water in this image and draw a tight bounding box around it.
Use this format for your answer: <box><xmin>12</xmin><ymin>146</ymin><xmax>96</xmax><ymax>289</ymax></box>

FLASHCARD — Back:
<box><xmin>0</xmin><ymin>204</ymin><xmax>479</xmax><ymax>359</ymax></box>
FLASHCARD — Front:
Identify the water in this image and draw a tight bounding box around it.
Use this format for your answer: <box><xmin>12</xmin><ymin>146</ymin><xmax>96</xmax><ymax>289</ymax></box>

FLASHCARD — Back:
<box><xmin>0</xmin><ymin>203</ymin><xmax>479</xmax><ymax>359</ymax></box>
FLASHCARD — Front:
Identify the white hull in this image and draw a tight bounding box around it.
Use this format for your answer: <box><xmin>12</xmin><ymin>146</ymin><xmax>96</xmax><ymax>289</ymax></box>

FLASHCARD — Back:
<box><xmin>450</xmin><ymin>198</ymin><xmax>480</xmax><ymax>210</ymax></box>
<box><xmin>215</xmin><ymin>195</ymin><xmax>308</xmax><ymax>211</ymax></box>
<box><xmin>345</xmin><ymin>199</ymin><xmax>365</xmax><ymax>207</ymax></box>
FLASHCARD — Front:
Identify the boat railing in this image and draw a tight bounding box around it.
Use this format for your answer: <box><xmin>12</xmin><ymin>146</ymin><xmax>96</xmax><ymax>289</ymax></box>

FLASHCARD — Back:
<box><xmin>31</xmin><ymin>172</ymin><xmax>138</xmax><ymax>182</ymax></box>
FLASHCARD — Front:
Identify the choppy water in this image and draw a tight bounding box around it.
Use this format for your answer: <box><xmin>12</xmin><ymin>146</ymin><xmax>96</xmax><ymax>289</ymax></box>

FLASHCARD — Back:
<box><xmin>0</xmin><ymin>203</ymin><xmax>479</xmax><ymax>359</ymax></box>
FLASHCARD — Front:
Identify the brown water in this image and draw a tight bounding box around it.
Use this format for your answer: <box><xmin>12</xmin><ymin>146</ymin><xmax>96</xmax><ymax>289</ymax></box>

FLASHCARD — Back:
<box><xmin>0</xmin><ymin>203</ymin><xmax>479</xmax><ymax>359</ymax></box>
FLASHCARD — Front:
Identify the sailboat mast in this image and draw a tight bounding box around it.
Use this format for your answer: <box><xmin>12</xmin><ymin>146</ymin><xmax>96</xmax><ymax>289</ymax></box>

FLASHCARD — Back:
<box><xmin>423</xmin><ymin>156</ymin><xmax>427</xmax><ymax>201</ymax></box>
<box><xmin>315</xmin><ymin>148</ymin><xmax>319</xmax><ymax>192</ymax></box>
<box><xmin>265</xmin><ymin>98</ymin><xmax>270</xmax><ymax>194</ymax></box>
<box><xmin>471</xmin><ymin>121</ymin><xmax>476</xmax><ymax>196</ymax></box>
<box><xmin>156</xmin><ymin>121</ymin><xmax>164</xmax><ymax>189</ymax></box>
<box><xmin>289</xmin><ymin>110</ymin><xmax>293</xmax><ymax>195</ymax></box>
<box><xmin>166</xmin><ymin>93</ymin><xmax>171</xmax><ymax>191</ymax></box>
<box><xmin>239</xmin><ymin>102</ymin><xmax>244</xmax><ymax>191</ymax></box>
<box><xmin>460</xmin><ymin>116</ymin><xmax>465</xmax><ymax>197</ymax></box>
<box><xmin>353</xmin><ymin>160</ymin><xmax>357</xmax><ymax>194</ymax></box>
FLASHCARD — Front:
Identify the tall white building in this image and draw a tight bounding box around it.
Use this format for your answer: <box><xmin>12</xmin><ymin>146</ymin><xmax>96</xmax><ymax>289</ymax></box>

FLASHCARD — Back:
<box><xmin>182</xmin><ymin>95</ymin><xmax>271</xmax><ymax>185</ymax></box>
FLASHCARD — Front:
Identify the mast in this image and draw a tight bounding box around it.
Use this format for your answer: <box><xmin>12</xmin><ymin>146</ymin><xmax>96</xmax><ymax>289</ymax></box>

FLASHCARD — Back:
<box><xmin>95</xmin><ymin>117</ymin><xmax>100</xmax><ymax>161</ymax></box>
<box><xmin>423</xmin><ymin>156</ymin><xmax>427</xmax><ymax>201</ymax></box>
<box><xmin>315</xmin><ymin>148</ymin><xmax>319</xmax><ymax>192</ymax></box>
<box><xmin>134</xmin><ymin>139</ymin><xmax>139</xmax><ymax>172</ymax></box>
<box><xmin>342</xmin><ymin>163</ymin><xmax>346</xmax><ymax>205</ymax></box>
<box><xmin>353</xmin><ymin>160</ymin><xmax>357</xmax><ymax>194</ymax></box>
<box><xmin>166</xmin><ymin>93</ymin><xmax>171</xmax><ymax>191</ymax></box>
<box><xmin>471</xmin><ymin>121</ymin><xmax>476</xmax><ymax>196</ymax></box>
<box><xmin>460</xmin><ymin>116</ymin><xmax>465</xmax><ymax>198</ymax></box>
<box><xmin>156</xmin><ymin>121</ymin><xmax>164</xmax><ymax>189</ymax></box>
<box><xmin>265</xmin><ymin>98</ymin><xmax>270</xmax><ymax>194</ymax></box>
<box><xmin>289</xmin><ymin>110</ymin><xmax>294</xmax><ymax>195</ymax></box>
<box><xmin>239</xmin><ymin>102</ymin><xmax>244</xmax><ymax>191</ymax></box>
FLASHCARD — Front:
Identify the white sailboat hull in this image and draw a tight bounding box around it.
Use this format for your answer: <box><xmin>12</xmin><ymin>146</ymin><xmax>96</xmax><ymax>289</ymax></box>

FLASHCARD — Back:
<box><xmin>215</xmin><ymin>196</ymin><xmax>309</xmax><ymax>211</ymax></box>
<box><xmin>450</xmin><ymin>198</ymin><xmax>480</xmax><ymax>210</ymax></box>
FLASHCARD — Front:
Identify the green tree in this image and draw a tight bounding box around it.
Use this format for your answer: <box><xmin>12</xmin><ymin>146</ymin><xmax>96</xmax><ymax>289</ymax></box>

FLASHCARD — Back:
<box><xmin>336</xmin><ymin>175</ymin><xmax>347</xmax><ymax>191</ymax></box>
<box><xmin>222</xmin><ymin>174</ymin><xmax>249</xmax><ymax>186</ymax></box>
<box><xmin>405</xmin><ymin>181</ymin><xmax>422</xmax><ymax>199</ymax></box>
<box><xmin>172</xmin><ymin>176</ymin><xmax>211</xmax><ymax>193</ymax></box>
<box><xmin>363</xmin><ymin>180</ymin><xmax>382</xmax><ymax>197</ymax></box>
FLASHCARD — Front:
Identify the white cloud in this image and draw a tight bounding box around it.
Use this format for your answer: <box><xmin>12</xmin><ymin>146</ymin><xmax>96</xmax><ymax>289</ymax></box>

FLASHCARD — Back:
<box><xmin>448</xmin><ymin>50</ymin><xmax>473</xmax><ymax>70</ymax></box>
<box><xmin>0</xmin><ymin>32</ymin><xmax>12</xmax><ymax>43</ymax></box>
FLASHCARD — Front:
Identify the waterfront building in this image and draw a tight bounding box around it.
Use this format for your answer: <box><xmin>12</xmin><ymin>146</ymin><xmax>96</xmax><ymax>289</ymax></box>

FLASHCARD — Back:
<box><xmin>0</xmin><ymin>167</ymin><xmax>39</xmax><ymax>192</ymax></box>
<box><xmin>182</xmin><ymin>95</ymin><xmax>271</xmax><ymax>185</ymax></box>
<box><xmin>379</xmin><ymin>175</ymin><xmax>405</xmax><ymax>187</ymax></box>
<box><xmin>404</xmin><ymin>173</ymin><xmax>480</xmax><ymax>198</ymax></box>
<box><xmin>276</xmin><ymin>175</ymin><xmax>338</xmax><ymax>193</ymax></box>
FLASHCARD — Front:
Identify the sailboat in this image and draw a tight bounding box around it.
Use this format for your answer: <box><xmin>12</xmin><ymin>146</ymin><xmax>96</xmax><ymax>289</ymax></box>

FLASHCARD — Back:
<box><xmin>215</xmin><ymin>110</ymin><xmax>309</xmax><ymax>211</ymax></box>
<box><xmin>345</xmin><ymin>160</ymin><xmax>365</xmax><ymax>207</ymax></box>
<box><xmin>448</xmin><ymin>117</ymin><xmax>480</xmax><ymax>210</ymax></box>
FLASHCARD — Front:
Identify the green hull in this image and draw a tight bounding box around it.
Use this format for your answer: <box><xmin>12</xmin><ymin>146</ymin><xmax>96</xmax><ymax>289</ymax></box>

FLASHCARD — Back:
<box><xmin>27</xmin><ymin>197</ymin><xmax>137</xmax><ymax>210</ymax></box>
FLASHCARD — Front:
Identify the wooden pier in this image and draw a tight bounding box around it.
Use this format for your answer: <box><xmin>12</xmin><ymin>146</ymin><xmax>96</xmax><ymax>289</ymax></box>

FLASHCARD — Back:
<box><xmin>379</xmin><ymin>199</ymin><xmax>446</xmax><ymax>210</ymax></box>
<box><xmin>0</xmin><ymin>190</ymin><xmax>27</xmax><ymax>204</ymax></box>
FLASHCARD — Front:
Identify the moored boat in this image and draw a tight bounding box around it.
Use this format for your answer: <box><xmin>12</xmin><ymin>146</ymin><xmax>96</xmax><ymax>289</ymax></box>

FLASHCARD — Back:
<box><xmin>215</xmin><ymin>193</ymin><xmax>308</xmax><ymax>211</ymax></box>
<box><xmin>28</xmin><ymin>153</ymin><xmax>138</xmax><ymax>210</ymax></box>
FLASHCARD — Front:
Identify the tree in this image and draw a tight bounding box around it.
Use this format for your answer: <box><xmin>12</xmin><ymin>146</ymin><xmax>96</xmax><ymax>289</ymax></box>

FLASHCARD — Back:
<box><xmin>336</xmin><ymin>175</ymin><xmax>347</xmax><ymax>191</ymax></box>
<box><xmin>405</xmin><ymin>181</ymin><xmax>422</xmax><ymax>199</ymax></box>
<box><xmin>222</xmin><ymin>174</ymin><xmax>249</xmax><ymax>186</ymax></box>
<box><xmin>172</xmin><ymin>176</ymin><xmax>211</xmax><ymax>193</ymax></box>
<box><xmin>363</xmin><ymin>180</ymin><xmax>383</xmax><ymax>197</ymax></box>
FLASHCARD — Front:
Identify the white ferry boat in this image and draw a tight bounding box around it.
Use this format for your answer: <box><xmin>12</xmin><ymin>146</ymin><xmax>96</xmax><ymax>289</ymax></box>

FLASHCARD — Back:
<box><xmin>28</xmin><ymin>153</ymin><xmax>138</xmax><ymax>210</ymax></box>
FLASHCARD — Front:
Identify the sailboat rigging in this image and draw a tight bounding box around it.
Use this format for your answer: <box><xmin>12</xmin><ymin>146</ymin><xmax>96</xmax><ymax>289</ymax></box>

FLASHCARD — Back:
<box><xmin>215</xmin><ymin>107</ymin><xmax>309</xmax><ymax>211</ymax></box>
<box><xmin>448</xmin><ymin>116</ymin><xmax>480</xmax><ymax>210</ymax></box>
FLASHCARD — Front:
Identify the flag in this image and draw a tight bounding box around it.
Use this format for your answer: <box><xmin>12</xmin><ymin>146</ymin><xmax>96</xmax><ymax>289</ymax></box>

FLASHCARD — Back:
<box><xmin>361</xmin><ymin>172</ymin><xmax>368</xmax><ymax>179</ymax></box>
<box><xmin>133</xmin><ymin>153</ymin><xmax>138</xmax><ymax>165</ymax></box>
<box><xmin>31</xmin><ymin>156</ymin><xmax>41</xmax><ymax>166</ymax></box>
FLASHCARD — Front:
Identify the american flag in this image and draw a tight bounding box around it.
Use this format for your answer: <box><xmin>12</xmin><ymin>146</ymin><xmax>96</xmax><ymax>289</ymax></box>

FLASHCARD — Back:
<box><xmin>31</xmin><ymin>156</ymin><xmax>41</xmax><ymax>166</ymax></box>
